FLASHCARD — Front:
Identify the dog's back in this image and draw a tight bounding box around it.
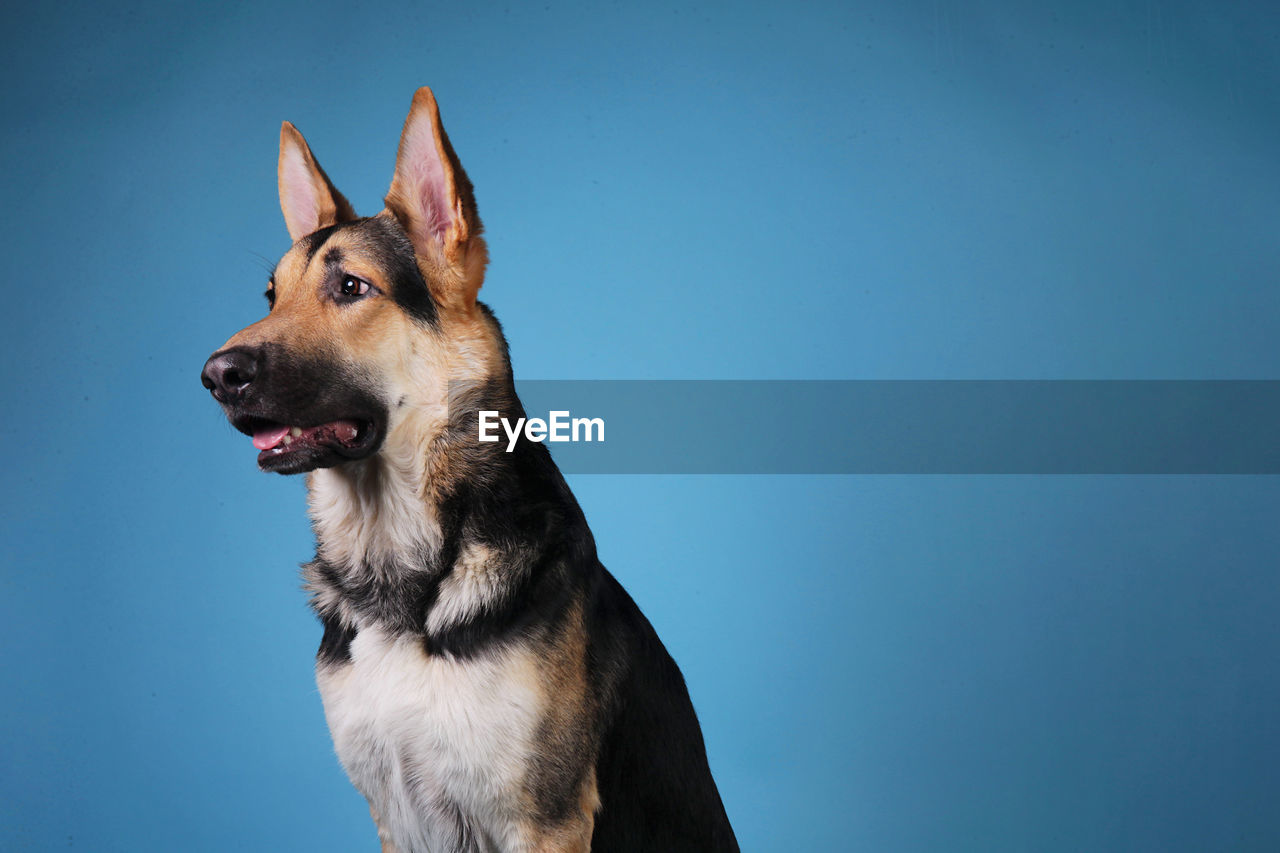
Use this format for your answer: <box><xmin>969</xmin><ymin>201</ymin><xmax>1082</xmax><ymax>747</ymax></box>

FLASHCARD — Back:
<box><xmin>586</xmin><ymin>568</ymin><xmax>740</xmax><ymax>850</ymax></box>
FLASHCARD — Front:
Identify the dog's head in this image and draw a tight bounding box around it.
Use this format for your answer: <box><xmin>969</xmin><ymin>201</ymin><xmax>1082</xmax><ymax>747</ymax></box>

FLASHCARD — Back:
<box><xmin>202</xmin><ymin>88</ymin><xmax>502</xmax><ymax>475</ymax></box>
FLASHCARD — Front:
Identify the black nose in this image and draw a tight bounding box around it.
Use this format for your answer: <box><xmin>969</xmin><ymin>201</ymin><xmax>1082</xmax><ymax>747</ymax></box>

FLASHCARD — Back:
<box><xmin>201</xmin><ymin>349</ymin><xmax>259</xmax><ymax>404</ymax></box>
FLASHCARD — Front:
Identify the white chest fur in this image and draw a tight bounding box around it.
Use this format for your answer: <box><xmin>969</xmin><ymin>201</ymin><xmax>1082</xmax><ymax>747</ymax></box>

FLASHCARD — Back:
<box><xmin>316</xmin><ymin>624</ymin><xmax>545</xmax><ymax>853</ymax></box>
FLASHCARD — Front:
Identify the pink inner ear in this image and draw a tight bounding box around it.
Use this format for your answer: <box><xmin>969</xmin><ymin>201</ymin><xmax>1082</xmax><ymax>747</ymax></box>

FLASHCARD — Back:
<box><xmin>403</xmin><ymin>121</ymin><xmax>455</xmax><ymax>242</ymax></box>
<box><xmin>281</xmin><ymin>146</ymin><xmax>320</xmax><ymax>238</ymax></box>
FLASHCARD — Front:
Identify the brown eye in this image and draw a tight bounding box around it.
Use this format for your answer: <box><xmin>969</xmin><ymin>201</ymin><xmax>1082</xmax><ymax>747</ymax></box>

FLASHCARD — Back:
<box><xmin>340</xmin><ymin>276</ymin><xmax>370</xmax><ymax>298</ymax></box>
<box><xmin>264</xmin><ymin>287</ymin><xmax>275</xmax><ymax>309</ymax></box>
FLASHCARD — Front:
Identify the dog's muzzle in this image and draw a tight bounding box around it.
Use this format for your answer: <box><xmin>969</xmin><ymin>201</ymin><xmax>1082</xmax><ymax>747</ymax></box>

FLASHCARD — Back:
<box><xmin>199</xmin><ymin>344</ymin><xmax>387</xmax><ymax>474</ymax></box>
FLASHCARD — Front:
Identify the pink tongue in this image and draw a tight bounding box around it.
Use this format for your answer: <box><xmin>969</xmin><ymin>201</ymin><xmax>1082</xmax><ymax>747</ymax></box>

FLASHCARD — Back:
<box><xmin>252</xmin><ymin>425</ymin><xmax>291</xmax><ymax>450</ymax></box>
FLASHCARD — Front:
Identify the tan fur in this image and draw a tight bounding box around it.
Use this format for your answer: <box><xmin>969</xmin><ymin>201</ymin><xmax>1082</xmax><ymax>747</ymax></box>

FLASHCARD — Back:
<box><xmin>515</xmin><ymin>600</ymin><xmax>600</xmax><ymax>851</ymax></box>
<box><xmin>519</xmin><ymin>816</ymin><xmax>594</xmax><ymax>853</ymax></box>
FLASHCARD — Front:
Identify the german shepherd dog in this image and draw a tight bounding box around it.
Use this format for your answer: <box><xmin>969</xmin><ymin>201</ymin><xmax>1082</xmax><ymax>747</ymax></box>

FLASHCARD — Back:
<box><xmin>200</xmin><ymin>88</ymin><xmax>738</xmax><ymax>852</ymax></box>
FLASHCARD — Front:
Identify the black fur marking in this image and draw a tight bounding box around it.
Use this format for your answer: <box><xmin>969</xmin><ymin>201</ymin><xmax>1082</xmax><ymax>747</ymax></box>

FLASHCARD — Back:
<box><xmin>307</xmin><ymin>550</ymin><xmax>436</xmax><ymax>638</ymax></box>
<box><xmin>229</xmin><ymin>343</ymin><xmax>385</xmax><ymax>427</ymax></box>
<box><xmin>360</xmin><ymin>215</ymin><xmax>439</xmax><ymax>327</ymax></box>
<box><xmin>301</xmin><ymin>223</ymin><xmax>343</xmax><ymax>262</ymax></box>
<box><xmin>317</xmin><ymin>611</ymin><xmax>356</xmax><ymax>665</ymax></box>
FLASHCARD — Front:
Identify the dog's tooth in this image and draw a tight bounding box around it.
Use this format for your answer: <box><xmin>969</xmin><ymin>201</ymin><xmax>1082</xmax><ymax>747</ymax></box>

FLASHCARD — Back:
<box><xmin>290</xmin><ymin>427</ymin><xmax>303</xmax><ymax>437</ymax></box>
<box><xmin>283</xmin><ymin>435</ymin><xmax>293</xmax><ymax>445</ymax></box>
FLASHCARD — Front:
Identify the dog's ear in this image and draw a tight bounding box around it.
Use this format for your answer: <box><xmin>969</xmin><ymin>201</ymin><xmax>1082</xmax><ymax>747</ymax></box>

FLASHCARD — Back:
<box><xmin>278</xmin><ymin>122</ymin><xmax>357</xmax><ymax>242</ymax></box>
<box><xmin>384</xmin><ymin>87</ymin><xmax>486</xmax><ymax>308</ymax></box>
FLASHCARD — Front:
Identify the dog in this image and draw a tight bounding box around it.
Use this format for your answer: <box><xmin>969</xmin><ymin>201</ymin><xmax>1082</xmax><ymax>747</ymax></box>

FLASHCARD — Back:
<box><xmin>200</xmin><ymin>88</ymin><xmax>739</xmax><ymax>853</ymax></box>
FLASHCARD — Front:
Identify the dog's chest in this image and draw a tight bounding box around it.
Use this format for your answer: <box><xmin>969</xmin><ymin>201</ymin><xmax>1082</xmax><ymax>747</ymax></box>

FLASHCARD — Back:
<box><xmin>316</xmin><ymin>624</ymin><xmax>543</xmax><ymax>852</ymax></box>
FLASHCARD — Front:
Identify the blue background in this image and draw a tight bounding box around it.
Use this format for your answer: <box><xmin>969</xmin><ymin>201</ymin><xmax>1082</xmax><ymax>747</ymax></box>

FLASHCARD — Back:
<box><xmin>3</xmin><ymin>1</ymin><xmax>1279</xmax><ymax>850</ymax></box>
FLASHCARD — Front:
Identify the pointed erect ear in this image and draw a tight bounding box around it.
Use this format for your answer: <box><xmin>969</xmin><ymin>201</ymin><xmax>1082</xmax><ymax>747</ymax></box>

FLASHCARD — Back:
<box><xmin>278</xmin><ymin>122</ymin><xmax>357</xmax><ymax>242</ymax></box>
<box><xmin>384</xmin><ymin>87</ymin><xmax>484</xmax><ymax>279</ymax></box>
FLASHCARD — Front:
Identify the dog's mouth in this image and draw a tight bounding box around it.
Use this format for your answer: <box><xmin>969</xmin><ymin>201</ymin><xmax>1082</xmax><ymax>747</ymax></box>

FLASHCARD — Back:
<box><xmin>232</xmin><ymin>414</ymin><xmax>382</xmax><ymax>474</ymax></box>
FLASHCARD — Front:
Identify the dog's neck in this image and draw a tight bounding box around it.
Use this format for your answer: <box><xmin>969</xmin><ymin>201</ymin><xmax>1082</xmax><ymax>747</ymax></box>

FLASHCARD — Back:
<box><xmin>307</xmin><ymin>439</ymin><xmax>444</xmax><ymax>572</ymax></box>
<box><xmin>302</xmin><ymin>384</ymin><xmax>592</xmax><ymax>644</ymax></box>
<box><xmin>305</xmin><ymin>375</ymin><xmax>525</xmax><ymax>571</ymax></box>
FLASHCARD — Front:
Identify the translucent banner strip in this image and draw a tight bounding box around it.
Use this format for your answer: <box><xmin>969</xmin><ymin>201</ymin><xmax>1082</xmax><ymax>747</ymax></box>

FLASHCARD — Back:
<box><xmin>441</xmin><ymin>381</ymin><xmax>1280</xmax><ymax>474</ymax></box>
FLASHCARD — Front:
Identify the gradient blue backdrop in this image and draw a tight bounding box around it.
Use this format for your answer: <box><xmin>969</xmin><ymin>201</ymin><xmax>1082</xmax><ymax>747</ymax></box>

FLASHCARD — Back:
<box><xmin>3</xmin><ymin>1</ymin><xmax>1279</xmax><ymax>850</ymax></box>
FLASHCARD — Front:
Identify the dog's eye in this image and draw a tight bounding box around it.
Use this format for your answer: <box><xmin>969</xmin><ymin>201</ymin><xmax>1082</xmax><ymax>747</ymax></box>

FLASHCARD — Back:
<box><xmin>340</xmin><ymin>276</ymin><xmax>371</xmax><ymax>298</ymax></box>
<box><xmin>264</xmin><ymin>287</ymin><xmax>275</xmax><ymax>309</ymax></box>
